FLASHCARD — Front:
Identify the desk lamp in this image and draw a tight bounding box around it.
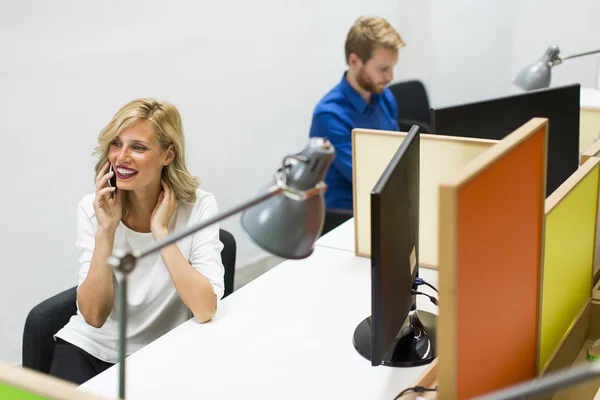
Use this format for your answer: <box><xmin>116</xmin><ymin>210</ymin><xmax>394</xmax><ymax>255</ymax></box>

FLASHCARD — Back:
<box><xmin>107</xmin><ymin>137</ymin><xmax>335</xmax><ymax>399</ymax></box>
<box><xmin>514</xmin><ymin>45</ymin><xmax>600</xmax><ymax>90</ymax></box>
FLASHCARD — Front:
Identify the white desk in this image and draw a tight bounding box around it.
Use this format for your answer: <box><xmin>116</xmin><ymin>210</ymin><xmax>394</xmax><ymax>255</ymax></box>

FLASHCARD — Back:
<box><xmin>582</xmin><ymin>87</ymin><xmax>600</xmax><ymax>109</ymax></box>
<box><xmin>80</xmin><ymin>240</ymin><xmax>438</xmax><ymax>399</ymax></box>
<box><xmin>580</xmin><ymin>87</ymin><xmax>600</xmax><ymax>152</ymax></box>
<box><xmin>314</xmin><ymin>218</ymin><xmax>356</xmax><ymax>253</ymax></box>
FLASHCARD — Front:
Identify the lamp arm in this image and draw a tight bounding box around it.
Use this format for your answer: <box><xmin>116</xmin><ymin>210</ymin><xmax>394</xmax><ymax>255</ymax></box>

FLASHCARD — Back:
<box><xmin>555</xmin><ymin>49</ymin><xmax>600</xmax><ymax>64</ymax></box>
<box><xmin>471</xmin><ymin>362</ymin><xmax>600</xmax><ymax>400</ymax></box>
<box><xmin>140</xmin><ymin>185</ymin><xmax>283</xmax><ymax>259</ymax></box>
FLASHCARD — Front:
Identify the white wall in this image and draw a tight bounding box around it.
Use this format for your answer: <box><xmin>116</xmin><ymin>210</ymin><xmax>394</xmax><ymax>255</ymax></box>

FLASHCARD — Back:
<box><xmin>399</xmin><ymin>0</ymin><xmax>600</xmax><ymax>108</ymax></box>
<box><xmin>400</xmin><ymin>0</ymin><xmax>516</xmax><ymax>108</ymax></box>
<box><xmin>431</xmin><ymin>0</ymin><xmax>516</xmax><ymax>107</ymax></box>
<box><xmin>396</xmin><ymin>1</ymin><xmax>433</xmax><ymax>96</ymax></box>
<box><xmin>0</xmin><ymin>1</ymin><xmax>404</xmax><ymax>364</ymax></box>
<box><xmin>511</xmin><ymin>0</ymin><xmax>600</xmax><ymax>91</ymax></box>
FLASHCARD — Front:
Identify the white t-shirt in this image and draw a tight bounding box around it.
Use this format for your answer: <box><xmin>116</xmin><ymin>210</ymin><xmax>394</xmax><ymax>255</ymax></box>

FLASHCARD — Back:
<box><xmin>55</xmin><ymin>189</ymin><xmax>225</xmax><ymax>363</ymax></box>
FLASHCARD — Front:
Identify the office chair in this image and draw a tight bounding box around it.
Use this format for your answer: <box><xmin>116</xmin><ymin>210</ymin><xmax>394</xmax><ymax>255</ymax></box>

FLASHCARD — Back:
<box><xmin>321</xmin><ymin>208</ymin><xmax>353</xmax><ymax>236</ymax></box>
<box><xmin>388</xmin><ymin>80</ymin><xmax>432</xmax><ymax>133</ymax></box>
<box><xmin>22</xmin><ymin>229</ymin><xmax>236</xmax><ymax>374</ymax></box>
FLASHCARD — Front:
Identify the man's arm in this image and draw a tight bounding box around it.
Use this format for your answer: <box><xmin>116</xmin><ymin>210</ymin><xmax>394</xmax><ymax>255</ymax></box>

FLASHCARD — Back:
<box><xmin>309</xmin><ymin>112</ymin><xmax>353</xmax><ymax>183</ymax></box>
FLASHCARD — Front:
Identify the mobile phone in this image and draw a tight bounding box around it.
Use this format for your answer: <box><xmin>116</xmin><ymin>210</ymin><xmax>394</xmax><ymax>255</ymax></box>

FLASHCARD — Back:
<box><xmin>108</xmin><ymin>164</ymin><xmax>117</xmax><ymax>189</ymax></box>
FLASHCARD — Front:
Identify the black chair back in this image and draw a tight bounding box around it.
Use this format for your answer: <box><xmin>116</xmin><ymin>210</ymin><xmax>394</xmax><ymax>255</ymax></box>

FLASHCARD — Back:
<box><xmin>321</xmin><ymin>209</ymin><xmax>353</xmax><ymax>236</ymax></box>
<box><xmin>219</xmin><ymin>229</ymin><xmax>236</xmax><ymax>298</ymax></box>
<box><xmin>388</xmin><ymin>80</ymin><xmax>432</xmax><ymax>132</ymax></box>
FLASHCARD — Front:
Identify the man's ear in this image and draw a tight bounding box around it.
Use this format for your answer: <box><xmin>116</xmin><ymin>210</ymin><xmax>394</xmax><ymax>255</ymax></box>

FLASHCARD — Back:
<box><xmin>164</xmin><ymin>144</ymin><xmax>175</xmax><ymax>166</ymax></box>
<box><xmin>348</xmin><ymin>53</ymin><xmax>363</xmax><ymax>69</ymax></box>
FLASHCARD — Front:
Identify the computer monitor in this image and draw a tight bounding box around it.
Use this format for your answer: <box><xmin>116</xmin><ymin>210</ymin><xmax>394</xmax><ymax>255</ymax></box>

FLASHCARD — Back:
<box><xmin>352</xmin><ymin>125</ymin><xmax>436</xmax><ymax>367</ymax></box>
<box><xmin>430</xmin><ymin>84</ymin><xmax>580</xmax><ymax>197</ymax></box>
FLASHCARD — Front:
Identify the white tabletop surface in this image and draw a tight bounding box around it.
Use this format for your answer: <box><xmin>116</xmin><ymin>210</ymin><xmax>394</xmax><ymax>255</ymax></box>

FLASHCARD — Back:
<box><xmin>582</xmin><ymin>87</ymin><xmax>600</xmax><ymax>109</ymax></box>
<box><xmin>79</xmin><ymin>245</ymin><xmax>439</xmax><ymax>400</ymax></box>
<box><xmin>315</xmin><ymin>218</ymin><xmax>356</xmax><ymax>253</ymax></box>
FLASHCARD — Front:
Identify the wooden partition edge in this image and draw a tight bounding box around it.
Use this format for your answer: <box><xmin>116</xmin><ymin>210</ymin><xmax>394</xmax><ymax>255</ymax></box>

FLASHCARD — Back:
<box><xmin>421</xmin><ymin>263</ymin><xmax>438</xmax><ymax>271</ymax></box>
<box><xmin>437</xmin><ymin>183</ymin><xmax>458</xmax><ymax>399</ymax></box>
<box><xmin>401</xmin><ymin>359</ymin><xmax>439</xmax><ymax>399</ymax></box>
<box><xmin>352</xmin><ymin>129</ymin><xmax>360</xmax><ymax>256</ymax></box>
<box><xmin>546</xmin><ymin>157</ymin><xmax>600</xmax><ymax>213</ymax></box>
<box><xmin>590</xmin><ymin>301</ymin><xmax>600</xmax><ymax>339</ymax></box>
<box><xmin>581</xmin><ymin>140</ymin><xmax>600</xmax><ymax>165</ymax></box>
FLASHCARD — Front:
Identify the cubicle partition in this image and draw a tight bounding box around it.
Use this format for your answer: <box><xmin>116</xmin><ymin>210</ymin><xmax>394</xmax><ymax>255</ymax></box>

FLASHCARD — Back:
<box><xmin>540</xmin><ymin>157</ymin><xmax>600</xmax><ymax>373</ymax></box>
<box><xmin>0</xmin><ymin>362</ymin><xmax>114</xmax><ymax>400</ymax></box>
<box><xmin>352</xmin><ymin>129</ymin><xmax>496</xmax><ymax>268</ymax></box>
<box><xmin>581</xmin><ymin>140</ymin><xmax>600</xmax><ymax>166</ymax></box>
<box><xmin>580</xmin><ymin>87</ymin><xmax>600</xmax><ymax>153</ymax></box>
<box><xmin>437</xmin><ymin>118</ymin><xmax>548</xmax><ymax>399</ymax></box>
<box><xmin>430</xmin><ymin>84</ymin><xmax>579</xmax><ymax>198</ymax></box>
<box><xmin>581</xmin><ymin>141</ymin><xmax>600</xmax><ymax>283</ymax></box>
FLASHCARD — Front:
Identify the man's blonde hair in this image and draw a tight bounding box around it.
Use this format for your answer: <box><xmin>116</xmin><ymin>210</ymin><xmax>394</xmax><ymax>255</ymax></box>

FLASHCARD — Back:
<box><xmin>93</xmin><ymin>98</ymin><xmax>200</xmax><ymax>216</ymax></box>
<box><xmin>345</xmin><ymin>16</ymin><xmax>406</xmax><ymax>64</ymax></box>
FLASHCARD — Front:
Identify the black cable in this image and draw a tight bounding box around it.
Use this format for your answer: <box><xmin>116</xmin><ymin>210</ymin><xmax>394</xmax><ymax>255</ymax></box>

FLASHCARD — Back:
<box><xmin>393</xmin><ymin>385</ymin><xmax>438</xmax><ymax>399</ymax></box>
<box><xmin>411</xmin><ymin>290</ymin><xmax>438</xmax><ymax>306</ymax></box>
<box><xmin>421</xmin><ymin>281</ymin><xmax>438</xmax><ymax>293</ymax></box>
<box><xmin>414</xmin><ymin>277</ymin><xmax>438</xmax><ymax>293</ymax></box>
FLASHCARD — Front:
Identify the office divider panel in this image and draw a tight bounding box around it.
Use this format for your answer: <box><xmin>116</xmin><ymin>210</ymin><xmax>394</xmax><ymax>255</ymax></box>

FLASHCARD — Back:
<box><xmin>580</xmin><ymin>140</ymin><xmax>600</xmax><ymax>166</ymax></box>
<box><xmin>540</xmin><ymin>157</ymin><xmax>600</xmax><ymax>372</ymax></box>
<box><xmin>430</xmin><ymin>84</ymin><xmax>579</xmax><ymax>198</ymax></box>
<box><xmin>0</xmin><ymin>363</ymin><xmax>112</xmax><ymax>400</ymax></box>
<box><xmin>580</xmin><ymin>143</ymin><xmax>600</xmax><ymax>281</ymax></box>
<box><xmin>438</xmin><ymin>118</ymin><xmax>548</xmax><ymax>399</ymax></box>
<box><xmin>353</xmin><ymin>129</ymin><xmax>496</xmax><ymax>267</ymax></box>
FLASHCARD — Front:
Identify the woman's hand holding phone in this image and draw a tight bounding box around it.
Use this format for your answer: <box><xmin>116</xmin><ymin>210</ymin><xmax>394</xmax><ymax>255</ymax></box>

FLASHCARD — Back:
<box><xmin>94</xmin><ymin>162</ymin><xmax>122</xmax><ymax>234</ymax></box>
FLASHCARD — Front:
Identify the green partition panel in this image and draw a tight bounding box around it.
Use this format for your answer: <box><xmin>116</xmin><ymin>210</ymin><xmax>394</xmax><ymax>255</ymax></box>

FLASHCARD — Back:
<box><xmin>0</xmin><ymin>363</ymin><xmax>113</xmax><ymax>400</ymax></box>
<box><xmin>540</xmin><ymin>157</ymin><xmax>600</xmax><ymax>372</ymax></box>
<box><xmin>0</xmin><ymin>383</ymin><xmax>47</xmax><ymax>399</ymax></box>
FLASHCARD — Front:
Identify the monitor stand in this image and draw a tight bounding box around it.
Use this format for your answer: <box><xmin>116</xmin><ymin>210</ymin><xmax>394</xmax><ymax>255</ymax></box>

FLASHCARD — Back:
<box><xmin>352</xmin><ymin>307</ymin><xmax>437</xmax><ymax>367</ymax></box>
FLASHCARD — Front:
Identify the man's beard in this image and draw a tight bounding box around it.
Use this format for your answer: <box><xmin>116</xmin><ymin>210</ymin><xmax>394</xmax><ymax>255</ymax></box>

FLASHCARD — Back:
<box><xmin>356</xmin><ymin>67</ymin><xmax>386</xmax><ymax>94</ymax></box>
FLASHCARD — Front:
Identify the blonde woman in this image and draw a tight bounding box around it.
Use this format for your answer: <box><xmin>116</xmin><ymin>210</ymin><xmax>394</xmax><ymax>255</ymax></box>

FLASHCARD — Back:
<box><xmin>51</xmin><ymin>98</ymin><xmax>225</xmax><ymax>384</ymax></box>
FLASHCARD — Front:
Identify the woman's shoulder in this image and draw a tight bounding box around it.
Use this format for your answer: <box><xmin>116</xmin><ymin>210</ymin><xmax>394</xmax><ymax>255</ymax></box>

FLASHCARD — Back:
<box><xmin>193</xmin><ymin>188</ymin><xmax>217</xmax><ymax>204</ymax></box>
<box><xmin>191</xmin><ymin>188</ymin><xmax>218</xmax><ymax>212</ymax></box>
<box><xmin>178</xmin><ymin>189</ymin><xmax>218</xmax><ymax>217</ymax></box>
<box><xmin>179</xmin><ymin>189</ymin><xmax>217</xmax><ymax>221</ymax></box>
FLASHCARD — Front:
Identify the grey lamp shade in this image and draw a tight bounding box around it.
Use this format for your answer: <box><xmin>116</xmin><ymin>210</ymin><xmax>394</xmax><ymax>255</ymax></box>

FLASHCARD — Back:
<box><xmin>241</xmin><ymin>137</ymin><xmax>335</xmax><ymax>259</ymax></box>
<box><xmin>513</xmin><ymin>45</ymin><xmax>561</xmax><ymax>90</ymax></box>
<box><xmin>242</xmin><ymin>193</ymin><xmax>325</xmax><ymax>259</ymax></box>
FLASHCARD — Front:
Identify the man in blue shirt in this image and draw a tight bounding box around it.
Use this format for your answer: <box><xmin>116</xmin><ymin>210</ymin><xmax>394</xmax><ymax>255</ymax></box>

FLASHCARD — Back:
<box><xmin>309</xmin><ymin>16</ymin><xmax>405</xmax><ymax>211</ymax></box>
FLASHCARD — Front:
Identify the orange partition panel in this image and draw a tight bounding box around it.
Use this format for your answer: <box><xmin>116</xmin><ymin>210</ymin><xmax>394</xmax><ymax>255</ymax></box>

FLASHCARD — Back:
<box><xmin>438</xmin><ymin>118</ymin><xmax>548</xmax><ymax>400</ymax></box>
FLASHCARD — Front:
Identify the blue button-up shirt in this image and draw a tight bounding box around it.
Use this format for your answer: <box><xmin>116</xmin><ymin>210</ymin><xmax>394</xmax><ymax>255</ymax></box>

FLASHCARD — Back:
<box><xmin>309</xmin><ymin>72</ymin><xmax>399</xmax><ymax>210</ymax></box>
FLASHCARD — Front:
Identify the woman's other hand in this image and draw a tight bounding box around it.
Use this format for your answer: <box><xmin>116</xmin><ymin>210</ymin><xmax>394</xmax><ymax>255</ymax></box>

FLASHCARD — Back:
<box><xmin>150</xmin><ymin>179</ymin><xmax>178</xmax><ymax>240</ymax></box>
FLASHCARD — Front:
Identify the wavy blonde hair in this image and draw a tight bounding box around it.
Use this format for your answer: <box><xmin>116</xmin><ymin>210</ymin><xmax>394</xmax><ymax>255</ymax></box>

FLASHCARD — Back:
<box><xmin>345</xmin><ymin>16</ymin><xmax>406</xmax><ymax>64</ymax></box>
<box><xmin>93</xmin><ymin>98</ymin><xmax>200</xmax><ymax>216</ymax></box>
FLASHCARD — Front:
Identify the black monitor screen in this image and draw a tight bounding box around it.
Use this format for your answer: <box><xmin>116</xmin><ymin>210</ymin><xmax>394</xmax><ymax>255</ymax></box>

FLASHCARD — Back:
<box><xmin>430</xmin><ymin>84</ymin><xmax>580</xmax><ymax>197</ymax></box>
<box><xmin>370</xmin><ymin>126</ymin><xmax>420</xmax><ymax>366</ymax></box>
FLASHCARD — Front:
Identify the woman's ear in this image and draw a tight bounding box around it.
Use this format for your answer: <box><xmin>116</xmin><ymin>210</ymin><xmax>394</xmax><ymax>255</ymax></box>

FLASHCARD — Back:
<box><xmin>164</xmin><ymin>144</ymin><xmax>175</xmax><ymax>166</ymax></box>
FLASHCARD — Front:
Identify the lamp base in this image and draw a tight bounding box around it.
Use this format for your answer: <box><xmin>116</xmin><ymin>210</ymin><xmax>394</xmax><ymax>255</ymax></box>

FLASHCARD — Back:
<box><xmin>353</xmin><ymin>310</ymin><xmax>437</xmax><ymax>367</ymax></box>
